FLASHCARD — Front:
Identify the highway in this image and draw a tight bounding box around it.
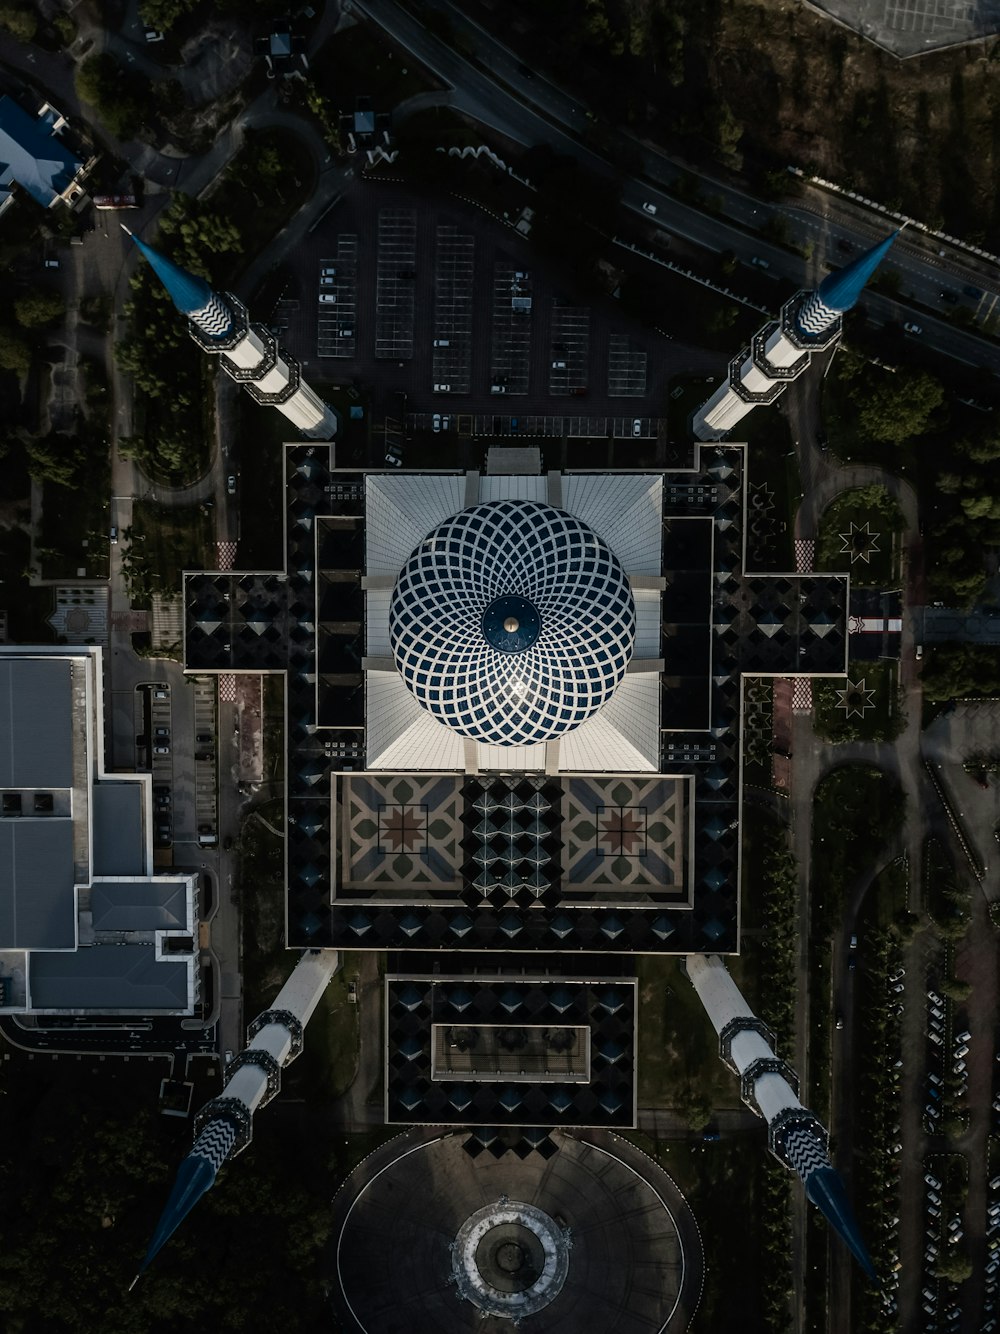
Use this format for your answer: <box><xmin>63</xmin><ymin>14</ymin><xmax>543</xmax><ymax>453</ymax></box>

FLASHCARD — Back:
<box><xmin>351</xmin><ymin>0</ymin><xmax>1000</xmax><ymax>375</ymax></box>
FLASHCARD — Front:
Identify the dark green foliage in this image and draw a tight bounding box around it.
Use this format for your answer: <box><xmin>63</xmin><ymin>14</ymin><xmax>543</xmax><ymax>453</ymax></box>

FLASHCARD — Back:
<box><xmin>0</xmin><ymin>1</ymin><xmax>37</xmax><ymax>40</ymax></box>
<box><xmin>13</xmin><ymin>291</ymin><xmax>65</xmax><ymax>328</ymax></box>
<box><xmin>0</xmin><ymin>325</ymin><xmax>31</xmax><ymax>372</ymax></box>
<box><xmin>921</xmin><ymin>644</ymin><xmax>1000</xmax><ymax>701</ymax></box>
<box><xmin>0</xmin><ymin>1064</ymin><xmax>336</xmax><ymax>1333</ymax></box>
<box><xmin>76</xmin><ymin>54</ymin><xmax>156</xmax><ymax>140</ymax></box>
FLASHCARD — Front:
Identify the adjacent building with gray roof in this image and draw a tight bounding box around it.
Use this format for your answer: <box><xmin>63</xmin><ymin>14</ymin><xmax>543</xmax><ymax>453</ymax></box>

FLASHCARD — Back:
<box><xmin>0</xmin><ymin>647</ymin><xmax>197</xmax><ymax>1015</ymax></box>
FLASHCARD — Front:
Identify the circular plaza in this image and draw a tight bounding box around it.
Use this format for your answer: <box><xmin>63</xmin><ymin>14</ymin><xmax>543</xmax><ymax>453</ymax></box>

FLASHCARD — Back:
<box><xmin>331</xmin><ymin>1128</ymin><xmax>702</xmax><ymax>1333</ymax></box>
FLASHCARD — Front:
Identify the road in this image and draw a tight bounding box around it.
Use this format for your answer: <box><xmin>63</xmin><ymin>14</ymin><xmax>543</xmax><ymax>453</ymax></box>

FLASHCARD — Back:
<box><xmin>350</xmin><ymin>0</ymin><xmax>1000</xmax><ymax>375</ymax></box>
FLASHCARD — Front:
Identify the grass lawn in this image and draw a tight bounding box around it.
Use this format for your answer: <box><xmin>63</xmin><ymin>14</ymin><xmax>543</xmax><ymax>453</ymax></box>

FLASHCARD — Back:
<box><xmin>635</xmin><ymin>955</ymin><xmax>742</xmax><ymax>1112</ymax></box>
<box><xmin>811</xmin><ymin>765</ymin><xmax>905</xmax><ymax>936</ymax></box>
<box><xmin>813</xmin><ymin>660</ymin><xmax>903</xmax><ymax>743</ymax></box>
<box><xmin>129</xmin><ymin>500</ymin><xmax>214</xmax><ymax>602</ymax></box>
<box><xmin>665</xmin><ymin>374</ymin><xmax>718</xmax><ymax>445</ymax></box>
<box><xmin>38</xmin><ymin>473</ymin><xmax>111</xmax><ymax>581</ymax></box>
<box><xmin>815</xmin><ymin>485</ymin><xmax>903</xmax><ymax>587</ymax></box>
<box><xmin>313</xmin><ymin>22</ymin><xmax>443</xmax><ymax>110</ymax></box>
<box><xmin>240</xmin><ymin>798</ymin><xmax>291</xmax><ymax>1018</ymax></box>
<box><xmin>237</xmin><ymin>402</ymin><xmax>289</xmax><ymax>572</ymax></box>
<box><xmin>634</xmin><ymin>1132</ymin><xmax>773</xmax><ymax>1333</ymax></box>
<box><xmin>742</xmin><ymin>404</ymin><xmax>798</xmax><ymax>571</ymax></box>
<box><xmin>293</xmin><ymin>967</ymin><xmax>360</xmax><ymax>1102</ymax></box>
<box><xmin>210</xmin><ymin>129</ymin><xmax>316</xmax><ymax>282</ymax></box>
<box><xmin>857</xmin><ymin>857</ymin><xmax>910</xmax><ymax>936</ymax></box>
<box><xmin>0</xmin><ymin>526</ymin><xmax>54</xmax><ymax>641</ymax></box>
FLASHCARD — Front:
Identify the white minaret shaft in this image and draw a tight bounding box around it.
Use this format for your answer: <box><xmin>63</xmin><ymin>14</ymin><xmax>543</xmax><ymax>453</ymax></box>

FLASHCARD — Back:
<box><xmin>136</xmin><ymin>950</ymin><xmax>339</xmax><ymax>1279</ymax></box>
<box><xmin>685</xmin><ymin>953</ymin><xmax>876</xmax><ymax>1279</ymax></box>
<box><xmin>125</xmin><ymin>229</ymin><xmax>338</xmax><ymax>440</ymax></box>
<box><xmin>693</xmin><ymin>233</ymin><xmax>898</xmax><ymax>442</ymax></box>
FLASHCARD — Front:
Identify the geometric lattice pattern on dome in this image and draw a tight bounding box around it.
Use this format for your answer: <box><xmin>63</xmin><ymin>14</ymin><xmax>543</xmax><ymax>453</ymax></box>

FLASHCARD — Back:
<box><xmin>389</xmin><ymin>500</ymin><xmax>636</xmax><ymax>746</ymax></box>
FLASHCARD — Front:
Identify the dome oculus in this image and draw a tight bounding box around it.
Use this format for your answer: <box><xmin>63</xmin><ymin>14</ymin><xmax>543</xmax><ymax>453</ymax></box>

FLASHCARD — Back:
<box><xmin>388</xmin><ymin>500</ymin><xmax>636</xmax><ymax>746</ymax></box>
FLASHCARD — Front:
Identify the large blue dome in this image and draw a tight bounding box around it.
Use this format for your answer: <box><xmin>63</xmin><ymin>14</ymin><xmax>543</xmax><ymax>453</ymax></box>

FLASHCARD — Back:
<box><xmin>389</xmin><ymin>500</ymin><xmax>636</xmax><ymax>746</ymax></box>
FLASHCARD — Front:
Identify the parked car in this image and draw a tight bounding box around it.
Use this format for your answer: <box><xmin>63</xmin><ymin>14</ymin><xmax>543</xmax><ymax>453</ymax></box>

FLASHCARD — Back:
<box><xmin>903</xmin><ymin>321</ymin><xmax>923</xmax><ymax>335</ymax></box>
<box><xmin>153</xmin><ymin>745</ymin><xmax>170</xmax><ymax>755</ymax></box>
<box><xmin>432</xmin><ymin>413</ymin><xmax>441</xmax><ymax>433</ymax></box>
<box><xmin>642</xmin><ymin>202</ymin><xmax>657</xmax><ymax>215</ymax></box>
<box><xmin>384</xmin><ymin>443</ymin><xmax>403</xmax><ymax>468</ymax></box>
<box><xmin>632</xmin><ymin>419</ymin><xmax>642</xmax><ymax>437</ymax></box>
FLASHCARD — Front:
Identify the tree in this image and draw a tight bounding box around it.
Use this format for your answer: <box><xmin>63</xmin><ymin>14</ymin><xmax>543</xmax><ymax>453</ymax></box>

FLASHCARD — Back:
<box><xmin>14</xmin><ymin>290</ymin><xmax>64</xmax><ymax>328</ymax></box>
<box><xmin>23</xmin><ymin>432</ymin><xmax>87</xmax><ymax>486</ymax></box>
<box><xmin>139</xmin><ymin>0</ymin><xmax>198</xmax><ymax>31</ymax></box>
<box><xmin>935</xmin><ymin>1251</ymin><xmax>973</xmax><ymax>1283</ymax></box>
<box><xmin>0</xmin><ymin>324</ymin><xmax>31</xmax><ymax>372</ymax></box>
<box><xmin>0</xmin><ymin>1</ymin><xmax>35</xmax><ymax>40</ymax></box>
<box><xmin>851</xmin><ymin>367</ymin><xmax>944</xmax><ymax>444</ymax></box>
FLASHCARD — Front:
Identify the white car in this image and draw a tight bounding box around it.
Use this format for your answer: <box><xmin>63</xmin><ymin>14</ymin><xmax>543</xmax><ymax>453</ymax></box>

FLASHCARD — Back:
<box><xmin>433</xmin><ymin>383</ymin><xmax>451</xmax><ymax>392</ymax></box>
<box><xmin>432</xmin><ymin>413</ymin><xmax>442</xmax><ymax>433</ymax></box>
<box><xmin>642</xmin><ymin>202</ymin><xmax>657</xmax><ymax>215</ymax></box>
<box><xmin>903</xmin><ymin>321</ymin><xmax>922</xmax><ymax>335</ymax></box>
<box><xmin>319</xmin><ymin>293</ymin><xmax>337</xmax><ymax>304</ymax></box>
<box><xmin>632</xmin><ymin>419</ymin><xmax>642</xmax><ymax>436</ymax></box>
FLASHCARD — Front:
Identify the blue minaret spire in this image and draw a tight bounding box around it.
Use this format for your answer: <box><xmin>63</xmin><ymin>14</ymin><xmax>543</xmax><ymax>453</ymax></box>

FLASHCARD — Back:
<box><xmin>797</xmin><ymin>231</ymin><xmax>899</xmax><ymax>336</ymax></box>
<box><xmin>693</xmin><ymin>229</ymin><xmax>899</xmax><ymax>441</ymax></box>
<box><xmin>122</xmin><ymin>225</ymin><xmax>338</xmax><ymax>440</ymax></box>
<box><xmin>121</xmin><ymin>226</ymin><xmax>235</xmax><ymax>339</ymax></box>
<box><xmin>132</xmin><ymin>950</ymin><xmax>338</xmax><ymax>1285</ymax></box>
<box><xmin>131</xmin><ymin>1117</ymin><xmax>239</xmax><ymax>1287</ymax></box>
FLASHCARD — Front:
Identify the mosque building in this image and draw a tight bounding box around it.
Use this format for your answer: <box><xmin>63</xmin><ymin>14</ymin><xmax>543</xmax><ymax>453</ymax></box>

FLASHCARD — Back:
<box><xmin>125</xmin><ymin>234</ymin><xmax>898</xmax><ymax>1322</ymax></box>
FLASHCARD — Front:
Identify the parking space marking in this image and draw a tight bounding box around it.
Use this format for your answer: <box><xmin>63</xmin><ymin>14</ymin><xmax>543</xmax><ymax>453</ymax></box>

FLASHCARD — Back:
<box><xmin>549</xmin><ymin>300</ymin><xmax>590</xmax><ymax>395</ymax></box>
<box><xmin>409</xmin><ymin>413</ymin><xmax>661</xmax><ymax>438</ymax></box>
<box><xmin>489</xmin><ymin>261</ymin><xmax>532</xmax><ymax>397</ymax></box>
<box><xmin>375</xmin><ymin>208</ymin><xmax>416</xmax><ymax>360</ymax></box>
<box><xmin>607</xmin><ymin>333</ymin><xmax>648</xmax><ymax>397</ymax></box>
<box><xmin>317</xmin><ymin>235</ymin><xmax>358</xmax><ymax>360</ymax></box>
<box><xmin>432</xmin><ymin>225</ymin><xmax>474</xmax><ymax>396</ymax></box>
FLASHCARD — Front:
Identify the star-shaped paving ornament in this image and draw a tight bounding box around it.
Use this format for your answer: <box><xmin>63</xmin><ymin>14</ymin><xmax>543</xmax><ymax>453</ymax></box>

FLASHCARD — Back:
<box><xmin>839</xmin><ymin>520</ymin><xmax>881</xmax><ymax>565</ymax></box>
<box><xmin>381</xmin><ymin>806</ymin><xmax>424</xmax><ymax>852</ymax></box>
<box><xmin>599</xmin><ymin>808</ymin><xmax>645</xmax><ymax>855</ymax></box>
<box><xmin>835</xmin><ymin>678</ymin><xmax>876</xmax><ymax>719</ymax></box>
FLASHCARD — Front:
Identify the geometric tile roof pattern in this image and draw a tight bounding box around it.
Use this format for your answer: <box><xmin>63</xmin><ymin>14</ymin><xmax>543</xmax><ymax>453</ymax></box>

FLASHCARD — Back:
<box><xmin>389</xmin><ymin>500</ymin><xmax>636</xmax><ymax>746</ymax></box>
<box><xmin>385</xmin><ymin>975</ymin><xmax>637</xmax><ymax>1128</ymax></box>
<box><xmin>182</xmin><ymin>443</ymin><xmax>850</xmax><ymax>956</ymax></box>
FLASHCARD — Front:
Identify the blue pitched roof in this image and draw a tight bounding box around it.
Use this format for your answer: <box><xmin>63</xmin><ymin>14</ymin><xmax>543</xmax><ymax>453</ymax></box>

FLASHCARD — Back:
<box><xmin>816</xmin><ymin>232</ymin><xmax>898</xmax><ymax>313</ymax></box>
<box><xmin>0</xmin><ymin>96</ymin><xmax>83</xmax><ymax>209</ymax></box>
<box><xmin>127</xmin><ymin>232</ymin><xmax>215</xmax><ymax>316</ymax></box>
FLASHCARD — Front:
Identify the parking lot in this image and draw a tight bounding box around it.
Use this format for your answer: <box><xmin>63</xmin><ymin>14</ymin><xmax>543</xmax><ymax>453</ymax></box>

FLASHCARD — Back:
<box><xmin>272</xmin><ymin>181</ymin><xmax>722</xmax><ymax>447</ymax></box>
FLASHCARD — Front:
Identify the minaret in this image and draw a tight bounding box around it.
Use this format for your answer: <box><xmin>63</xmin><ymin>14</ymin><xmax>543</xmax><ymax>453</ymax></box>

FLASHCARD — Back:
<box><xmin>124</xmin><ymin>227</ymin><xmax>338</xmax><ymax>441</ymax></box>
<box><xmin>685</xmin><ymin>953</ymin><xmax>876</xmax><ymax>1280</ymax></box>
<box><xmin>693</xmin><ymin>232</ymin><xmax>898</xmax><ymax>441</ymax></box>
<box><xmin>133</xmin><ymin>949</ymin><xmax>338</xmax><ymax>1282</ymax></box>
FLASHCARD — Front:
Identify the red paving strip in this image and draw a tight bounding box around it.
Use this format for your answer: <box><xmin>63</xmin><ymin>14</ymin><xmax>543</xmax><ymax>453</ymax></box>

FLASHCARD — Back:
<box><xmin>216</xmin><ymin>542</ymin><xmax>237</xmax><ymax>571</ymax></box>
<box><xmin>795</xmin><ymin>538</ymin><xmax>815</xmax><ymax>573</ymax></box>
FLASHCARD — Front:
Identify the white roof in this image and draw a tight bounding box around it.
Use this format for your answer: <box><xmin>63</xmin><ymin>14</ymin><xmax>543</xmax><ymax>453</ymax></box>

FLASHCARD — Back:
<box><xmin>365</xmin><ymin>671</ymin><xmax>464</xmax><ymax>770</ymax></box>
<box><xmin>562</xmin><ymin>474</ymin><xmax>663</xmax><ymax>575</ymax></box>
<box><xmin>365</xmin><ymin>474</ymin><xmax>466</xmax><ymax>576</ymax></box>
<box><xmin>557</xmin><ymin>672</ymin><xmax>660</xmax><ymax>772</ymax></box>
<box><xmin>363</xmin><ymin>474</ymin><xmax>662</xmax><ymax>773</ymax></box>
